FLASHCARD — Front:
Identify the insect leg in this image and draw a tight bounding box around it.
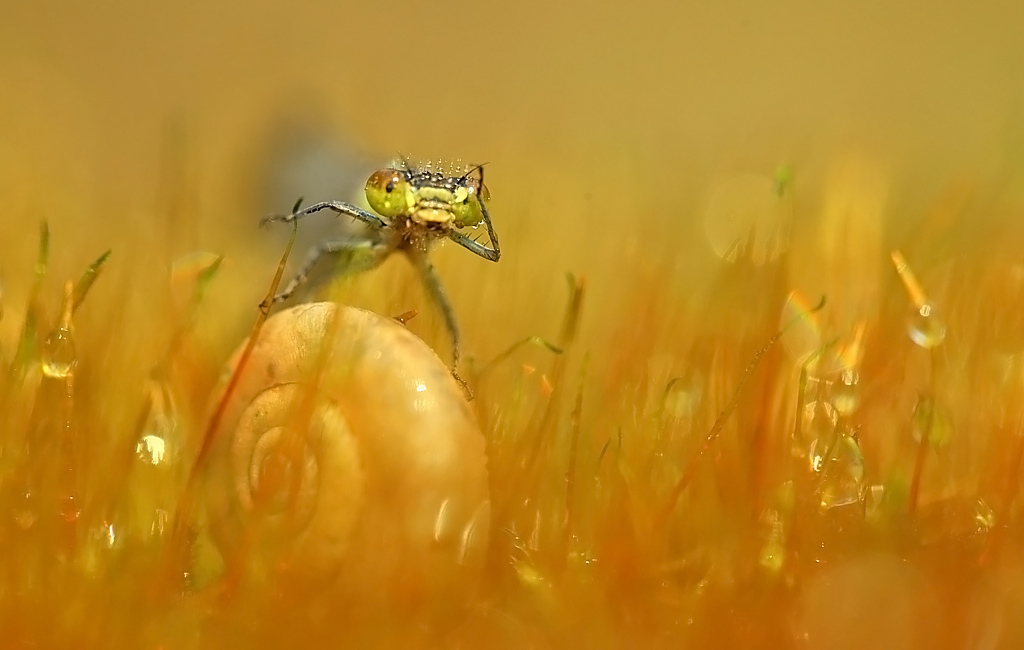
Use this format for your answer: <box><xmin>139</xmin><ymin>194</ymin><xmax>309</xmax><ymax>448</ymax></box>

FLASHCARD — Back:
<box><xmin>261</xmin><ymin>201</ymin><xmax>387</xmax><ymax>230</ymax></box>
<box><xmin>447</xmin><ymin>200</ymin><xmax>500</xmax><ymax>261</ymax></box>
<box><xmin>478</xmin><ymin>202</ymin><xmax>501</xmax><ymax>260</ymax></box>
<box><xmin>408</xmin><ymin>250</ymin><xmax>462</xmax><ymax>369</ymax></box>
<box><xmin>273</xmin><ymin>238</ymin><xmax>389</xmax><ymax>304</ymax></box>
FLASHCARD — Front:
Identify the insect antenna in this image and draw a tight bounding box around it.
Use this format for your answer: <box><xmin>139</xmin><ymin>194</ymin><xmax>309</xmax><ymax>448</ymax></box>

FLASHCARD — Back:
<box><xmin>459</xmin><ymin>162</ymin><xmax>488</xmax><ymax>183</ymax></box>
<box><xmin>394</xmin><ymin>151</ymin><xmax>416</xmax><ymax>173</ymax></box>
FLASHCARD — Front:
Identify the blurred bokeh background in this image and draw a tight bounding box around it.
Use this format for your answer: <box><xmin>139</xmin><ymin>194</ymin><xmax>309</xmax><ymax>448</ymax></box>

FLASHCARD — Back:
<box><xmin>3</xmin><ymin>0</ymin><xmax>1023</xmax><ymax>241</ymax></box>
<box><xmin>3</xmin><ymin>0</ymin><xmax>1023</xmax><ymax>361</ymax></box>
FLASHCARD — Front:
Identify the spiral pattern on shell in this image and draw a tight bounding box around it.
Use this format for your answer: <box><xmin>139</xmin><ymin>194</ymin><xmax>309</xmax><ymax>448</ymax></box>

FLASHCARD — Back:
<box><xmin>201</xmin><ymin>302</ymin><xmax>490</xmax><ymax>603</ymax></box>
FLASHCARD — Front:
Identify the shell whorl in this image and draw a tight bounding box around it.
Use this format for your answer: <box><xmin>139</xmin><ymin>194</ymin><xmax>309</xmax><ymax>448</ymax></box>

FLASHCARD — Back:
<box><xmin>202</xmin><ymin>302</ymin><xmax>490</xmax><ymax>601</ymax></box>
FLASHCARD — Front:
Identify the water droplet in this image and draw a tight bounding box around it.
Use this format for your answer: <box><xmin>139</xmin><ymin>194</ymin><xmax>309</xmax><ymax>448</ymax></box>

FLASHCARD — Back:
<box><xmin>808</xmin><ymin>438</ymin><xmax>827</xmax><ymax>473</ymax></box>
<box><xmin>818</xmin><ymin>435</ymin><xmax>865</xmax><ymax>510</ymax></box>
<box><xmin>136</xmin><ymin>433</ymin><xmax>168</xmax><ymax>465</ymax></box>
<box><xmin>105</xmin><ymin>521</ymin><xmax>118</xmax><ymax>548</ymax></box>
<box><xmin>780</xmin><ymin>291</ymin><xmax>824</xmax><ymax>365</ymax></box>
<box><xmin>663</xmin><ymin>374</ymin><xmax>703</xmax><ymax>420</ymax></box>
<box><xmin>123</xmin><ymin>381</ymin><xmax>186</xmax><ymax>543</ymax></box>
<box><xmin>40</xmin><ymin>327</ymin><xmax>76</xmax><ymax>378</ymax></box>
<box><xmin>135</xmin><ymin>381</ymin><xmax>181</xmax><ymax>467</ymax></box>
<box><xmin>906</xmin><ymin>303</ymin><xmax>946</xmax><ymax>349</ymax></box>
<box><xmin>831</xmin><ymin>368</ymin><xmax>861</xmax><ymax>416</ymax></box>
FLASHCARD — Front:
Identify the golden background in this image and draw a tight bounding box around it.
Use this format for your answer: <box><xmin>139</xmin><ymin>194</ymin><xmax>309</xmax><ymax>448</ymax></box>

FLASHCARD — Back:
<box><xmin>4</xmin><ymin>0</ymin><xmax>1023</xmax><ymax>365</ymax></box>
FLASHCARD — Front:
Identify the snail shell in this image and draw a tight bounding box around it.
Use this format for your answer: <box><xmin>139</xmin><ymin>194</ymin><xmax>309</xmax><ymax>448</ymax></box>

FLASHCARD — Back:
<box><xmin>201</xmin><ymin>302</ymin><xmax>490</xmax><ymax>604</ymax></box>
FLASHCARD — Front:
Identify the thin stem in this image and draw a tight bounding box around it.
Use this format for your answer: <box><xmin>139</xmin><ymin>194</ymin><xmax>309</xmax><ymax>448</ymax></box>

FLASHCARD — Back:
<box><xmin>562</xmin><ymin>355</ymin><xmax>588</xmax><ymax>562</ymax></box>
<box><xmin>157</xmin><ymin>221</ymin><xmax>297</xmax><ymax>598</ymax></box>
<box><xmin>908</xmin><ymin>348</ymin><xmax>937</xmax><ymax>516</ymax></box>
<box><xmin>658</xmin><ymin>297</ymin><xmax>826</xmax><ymax>527</ymax></box>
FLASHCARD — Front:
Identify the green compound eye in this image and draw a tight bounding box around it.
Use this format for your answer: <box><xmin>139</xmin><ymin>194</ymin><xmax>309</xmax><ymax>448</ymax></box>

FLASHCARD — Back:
<box><xmin>450</xmin><ymin>181</ymin><xmax>489</xmax><ymax>228</ymax></box>
<box><xmin>365</xmin><ymin>169</ymin><xmax>412</xmax><ymax>217</ymax></box>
